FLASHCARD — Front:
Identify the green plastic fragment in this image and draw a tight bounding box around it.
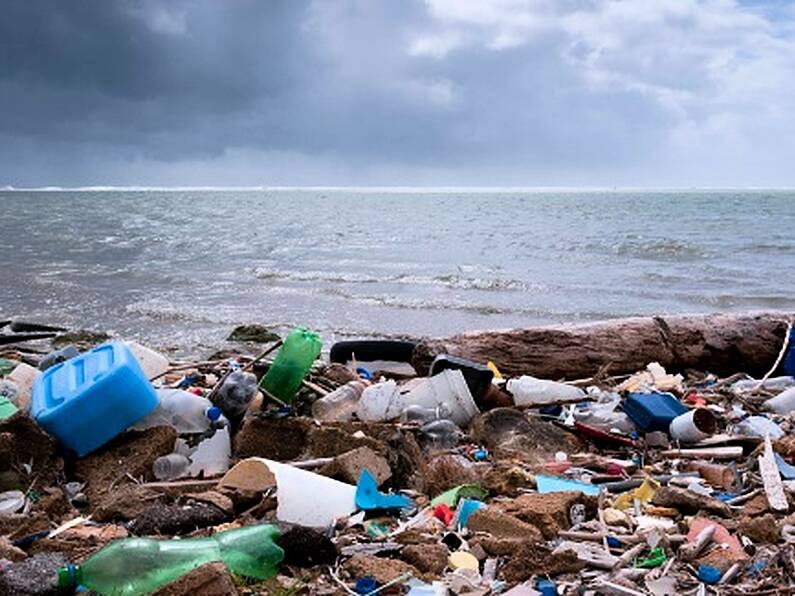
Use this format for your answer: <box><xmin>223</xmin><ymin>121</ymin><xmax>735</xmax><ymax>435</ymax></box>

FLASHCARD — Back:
<box><xmin>635</xmin><ymin>546</ymin><xmax>667</xmax><ymax>568</ymax></box>
<box><xmin>430</xmin><ymin>485</ymin><xmax>488</xmax><ymax>508</ymax></box>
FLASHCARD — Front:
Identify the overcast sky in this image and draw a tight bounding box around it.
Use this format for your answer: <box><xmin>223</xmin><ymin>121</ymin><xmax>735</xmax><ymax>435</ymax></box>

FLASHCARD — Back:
<box><xmin>2</xmin><ymin>0</ymin><xmax>795</xmax><ymax>187</ymax></box>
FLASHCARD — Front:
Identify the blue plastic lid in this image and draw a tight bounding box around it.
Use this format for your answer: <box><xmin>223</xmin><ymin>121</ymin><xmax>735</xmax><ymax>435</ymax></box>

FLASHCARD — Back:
<box><xmin>357</xmin><ymin>367</ymin><xmax>373</xmax><ymax>380</ymax></box>
<box><xmin>206</xmin><ymin>406</ymin><xmax>223</xmax><ymax>421</ymax></box>
<box><xmin>697</xmin><ymin>564</ymin><xmax>722</xmax><ymax>584</ymax></box>
<box><xmin>355</xmin><ymin>576</ymin><xmax>377</xmax><ymax>594</ymax></box>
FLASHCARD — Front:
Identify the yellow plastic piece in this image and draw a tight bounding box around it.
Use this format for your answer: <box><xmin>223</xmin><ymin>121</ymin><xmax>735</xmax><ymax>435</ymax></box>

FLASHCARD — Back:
<box><xmin>449</xmin><ymin>551</ymin><xmax>479</xmax><ymax>571</ymax></box>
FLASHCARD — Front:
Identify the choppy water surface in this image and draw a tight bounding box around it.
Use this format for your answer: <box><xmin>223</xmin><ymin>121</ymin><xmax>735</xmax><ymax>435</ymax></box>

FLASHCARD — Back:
<box><xmin>1</xmin><ymin>189</ymin><xmax>793</xmax><ymax>354</ymax></box>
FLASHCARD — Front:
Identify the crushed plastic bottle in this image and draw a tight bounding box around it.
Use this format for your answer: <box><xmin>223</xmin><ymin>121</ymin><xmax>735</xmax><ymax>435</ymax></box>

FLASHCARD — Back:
<box><xmin>216</xmin><ymin>370</ymin><xmax>259</xmax><ymax>417</ymax></box>
<box><xmin>57</xmin><ymin>524</ymin><xmax>284</xmax><ymax>595</ymax></box>
<box><xmin>731</xmin><ymin>376</ymin><xmax>795</xmax><ymax>394</ymax></box>
<box><xmin>400</xmin><ymin>403</ymin><xmax>452</xmax><ymax>424</ymax></box>
<box><xmin>312</xmin><ymin>379</ymin><xmax>370</xmax><ymax>422</ymax></box>
<box><xmin>152</xmin><ymin>453</ymin><xmax>191</xmax><ymax>481</ymax></box>
<box><xmin>420</xmin><ymin>419</ymin><xmax>462</xmax><ymax>448</ymax></box>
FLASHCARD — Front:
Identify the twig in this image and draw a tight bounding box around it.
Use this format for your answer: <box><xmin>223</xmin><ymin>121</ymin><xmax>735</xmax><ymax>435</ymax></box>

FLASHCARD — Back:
<box><xmin>756</xmin><ymin>318</ymin><xmax>793</xmax><ymax>390</ymax></box>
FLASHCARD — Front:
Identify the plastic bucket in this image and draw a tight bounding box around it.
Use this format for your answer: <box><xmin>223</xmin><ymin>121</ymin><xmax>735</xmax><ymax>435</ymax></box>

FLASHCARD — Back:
<box><xmin>669</xmin><ymin>408</ymin><xmax>716</xmax><ymax>443</ymax></box>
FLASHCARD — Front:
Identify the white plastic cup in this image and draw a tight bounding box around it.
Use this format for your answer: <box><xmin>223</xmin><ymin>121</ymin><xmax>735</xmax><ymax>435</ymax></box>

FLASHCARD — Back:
<box><xmin>669</xmin><ymin>409</ymin><xmax>717</xmax><ymax>443</ymax></box>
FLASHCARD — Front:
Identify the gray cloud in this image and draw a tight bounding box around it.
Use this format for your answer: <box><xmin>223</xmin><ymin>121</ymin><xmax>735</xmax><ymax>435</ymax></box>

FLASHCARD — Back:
<box><xmin>1</xmin><ymin>0</ymin><xmax>794</xmax><ymax>186</ymax></box>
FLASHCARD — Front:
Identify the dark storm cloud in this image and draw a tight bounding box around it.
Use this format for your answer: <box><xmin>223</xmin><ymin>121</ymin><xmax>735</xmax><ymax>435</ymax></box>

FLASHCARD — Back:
<box><xmin>1</xmin><ymin>0</ymin><xmax>794</xmax><ymax>186</ymax></box>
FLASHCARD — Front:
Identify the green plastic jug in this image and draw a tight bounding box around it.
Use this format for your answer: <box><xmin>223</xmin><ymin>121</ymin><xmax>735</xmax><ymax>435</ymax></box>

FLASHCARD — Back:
<box><xmin>58</xmin><ymin>524</ymin><xmax>283</xmax><ymax>595</ymax></box>
<box><xmin>259</xmin><ymin>327</ymin><xmax>321</xmax><ymax>403</ymax></box>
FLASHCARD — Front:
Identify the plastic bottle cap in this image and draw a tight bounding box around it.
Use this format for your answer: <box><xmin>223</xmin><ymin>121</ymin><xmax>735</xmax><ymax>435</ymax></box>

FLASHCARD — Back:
<box><xmin>206</xmin><ymin>406</ymin><xmax>222</xmax><ymax>421</ymax></box>
<box><xmin>448</xmin><ymin>551</ymin><xmax>479</xmax><ymax>571</ymax></box>
<box><xmin>697</xmin><ymin>564</ymin><xmax>722</xmax><ymax>584</ymax></box>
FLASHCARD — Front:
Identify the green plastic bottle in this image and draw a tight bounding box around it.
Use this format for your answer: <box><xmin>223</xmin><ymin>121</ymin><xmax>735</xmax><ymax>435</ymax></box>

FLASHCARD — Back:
<box><xmin>57</xmin><ymin>524</ymin><xmax>283</xmax><ymax>595</ymax></box>
<box><xmin>259</xmin><ymin>327</ymin><xmax>322</xmax><ymax>403</ymax></box>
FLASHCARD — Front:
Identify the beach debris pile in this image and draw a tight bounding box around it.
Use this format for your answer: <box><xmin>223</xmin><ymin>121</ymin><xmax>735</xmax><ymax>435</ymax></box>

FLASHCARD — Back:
<box><xmin>2</xmin><ymin>317</ymin><xmax>795</xmax><ymax>595</ymax></box>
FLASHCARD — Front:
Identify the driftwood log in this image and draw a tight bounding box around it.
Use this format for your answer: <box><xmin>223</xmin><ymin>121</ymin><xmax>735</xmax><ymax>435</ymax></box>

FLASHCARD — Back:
<box><xmin>412</xmin><ymin>312</ymin><xmax>793</xmax><ymax>379</ymax></box>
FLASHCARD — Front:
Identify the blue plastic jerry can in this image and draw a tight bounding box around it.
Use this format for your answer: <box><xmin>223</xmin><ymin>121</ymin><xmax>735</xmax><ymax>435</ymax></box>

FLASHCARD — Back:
<box><xmin>31</xmin><ymin>341</ymin><xmax>158</xmax><ymax>456</ymax></box>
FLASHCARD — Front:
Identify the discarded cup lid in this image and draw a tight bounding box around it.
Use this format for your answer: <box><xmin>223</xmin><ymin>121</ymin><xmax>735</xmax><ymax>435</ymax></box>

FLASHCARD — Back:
<box><xmin>449</xmin><ymin>551</ymin><xmax>479</xmax><ymax>571</ymax></box>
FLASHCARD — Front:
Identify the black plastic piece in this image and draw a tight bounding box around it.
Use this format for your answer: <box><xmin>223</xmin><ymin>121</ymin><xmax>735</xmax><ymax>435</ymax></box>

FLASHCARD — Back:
<box><xmin>329</xmin><ymin>340</ymin><xmax>416</xmax><ymax>364</ymax></box>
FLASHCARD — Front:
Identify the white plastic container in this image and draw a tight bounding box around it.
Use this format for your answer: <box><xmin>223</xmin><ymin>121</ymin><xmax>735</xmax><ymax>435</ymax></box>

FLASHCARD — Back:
<box><xmin>764</xmin><ymin>386</ymin><xmax>795</xmax><ymax>415</ymax></box>
<box><xmin>507</xmin><ymin>375</ymin><xmax>586</xmax><ymax>406</ymax></box>
<box><xmin>187</xmin><ymin>426</ymin><xmax>231</xmax><ymax>477</ymax></box>
<box><xmin>355</xmin><ymin>370</ymin><xmax>479</xmax><ymax>426</ymax></box>
<box><xmin>312</xmin><ymin>380</ymin><xmax>370</xmax><ymax>422</ymax></box>
<box><xmin>669</xmin><ymin>408</ymin><xmax>716</xmax><ymax>443</ymax></box>
<box><xmin>127</xmin><ymin>341</ymin><xmax>169</xmax><ymax>381</ymax></box>
<box><xmin>131</xmin><ymin>389</ymin><xmax>221</xmax><ymax>434</ymax></box>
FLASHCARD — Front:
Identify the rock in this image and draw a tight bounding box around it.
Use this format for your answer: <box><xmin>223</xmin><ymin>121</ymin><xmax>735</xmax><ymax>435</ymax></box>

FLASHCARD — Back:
<box><xmin>497</xmin><ymin>492</ymin><xmax>595</xmax><ymax>539</ymax></box>
<box><xmin>151</xmin><ymin>562</ymin><xmax>238</xmax><ymax>596</ymax></box>
<box><xmin>0</xmin><ymin>552</ymin><xmax>70</xmax><ymax>595</ymax></box>
<box><xmin>35</xmin><ymin>488</ymin><xmax>73</xmax><ymax>521</ymax></box>
<box><xmin>29</xmin><ymin>525</ymin><xmax>128</xmax><ymax>562</ymax></box>
<box><xmin>742</xmin><ymin>493</ymin><xmax>771</xmax><ymax>517</ymax></box>
<box><xmin>500</xmin><ymin>542</ymin><xmax>583</xmax><ymax>582</ymax></box>
<box><xmin>320</xmin><ymin>363</ymin><xmax>359</xmax><ymax>385</ymax></box>
<box><xmin>480</xmin><ymin>464</ymin><xmax>534</xmax><ymax>498</ymax></box>
<box><xmin>0</xmin><ymin>414</ymin><xmax>62</xmax><ymax>487</ymax></box>
<box><xmin>412</xmin><ymin>313</ymin><xmax>792</xmax><ymax>379</ymax></box>
<box><xmin>401</xmin><ymin>543</ymin><xmax>449</xmax><ymax>575</ymax></box>
<box><xmin>234</xmin><ymin>417</ymin><xmax>316</xmax><ymax>461</ymax></box>
<box><xmin>651</xmin><ymin>486</ymin><xmax>732</xmax><ymax>517</ymax></box>
<box><xmin>279</xmin><ymin>525</ymin><xmax>338</xmax><ymax>567</ymax></box>
<box><xmin>469</xmin><ymin>408</ymin><xmax>582</xmax><ymax>461</ymax></box>
<box><xmin>227</xmin><ymin>324</ymin><xmax>280</xmax><ymax>343</ymax></box>
<box><xmin>321</xmin><ymin>446</ymin><xmax>391</xmax><ymax>486</ymax></box>
<box><xmin>307</xmin><ymin>425</ymin><xmax>386</xmax><ymax>459</ymax></box>
<box><xmin>466</xmin><ymin>508</ymin><xmax>544</xmax><ymax>543</ymax></box>
<box><xmin>52</xmin><ymin>329</ymin><xmax>110</xmax><ymax>348</ymax></box>
<box><xmin>739</xmin><ymin>513</ymin><xmax>780</xmax><ymax>543</ymax></box>
<box><xmin>92</xmin><ymin>485</ymin><xmax>167</xmax><ymax>522</ymax></box>
<box><xmin>75</xmin><ymin>426</ymin><xmax>177</xmax><ymax>502</ymax></box>
<box><xmin>183</xmin><ymin>491</ymin><xmax>235</xmax><ymax>515</ymax></box>
<box><xmin>130</xmin><ymin>502</ymin><xmax>230</xmax><ymax>536</ymax></box>
<box><xmin>422</xmin><ymin>454</ymin><xmax>480</xmax><ymax>497</ymax></box>
<box><xmin>0</xmin><ymin>536</ymin><xmax>26</xmax><ymax>562</ymax></box>
<box><xmin>0</xmin><ymin>512</ymin><xmax>50</xmax><ymax>541</ymax></box>
<box><xmin>344</xmin><ymin>554</ymin><xmax>419</xmax><ymax>585</ymax></box>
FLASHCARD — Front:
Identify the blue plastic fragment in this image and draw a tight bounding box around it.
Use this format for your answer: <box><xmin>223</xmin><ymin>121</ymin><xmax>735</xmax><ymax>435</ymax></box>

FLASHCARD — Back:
<box><xmin>355</xmin><ymin>469</ymin><xmax>414</xmax><ymax>511</ymax></box>
<box><xmin>774</xmin><ymin>453</ymin><xmax>795</xmax><ymax>480</ymax></box>
<box><xmin>606</xmin><ymin>536</ymin><xmax>623</xmax><ymax>548</ymax></box>
<box><xmin>473</xmin><ymin>448</ymin><xmax>488</xmax><ymax>461</ymax></box>
<box><xmin>714</xmin><ymin>491</ymin><xmax>737</xmax><ymax>502</ymax></box>
<box><xmin>747</xmin><ymin>559</ymin><xmax>767</xmax><ymax>576</ymax></box>
<box><xmin>457</xmin><ymin>499</ymin><xmax>486</xmax><ymax>528</ymax></box>
<box><xmin>537</xmin><ymin>578</ymin><xmax>556</xmax><ymax>596</ymax></box>
<box><xmin>355</xmin><ymin>576</ymin><xmax>378</xmax><ymax>594</ymax></box>
<box><xmin>536</xmin><ymin>474</ymin><xmax>601</xmax><ymax>497</ymax></box>
<box><xmin>356</xmin><ymin>367</ymin><xmax>373</xmax><ymax>380</ymax></box>
<box><xmin>697</xmin><ymin>564</ymin><xmax>722</xmax><ymax>584</ymax></box>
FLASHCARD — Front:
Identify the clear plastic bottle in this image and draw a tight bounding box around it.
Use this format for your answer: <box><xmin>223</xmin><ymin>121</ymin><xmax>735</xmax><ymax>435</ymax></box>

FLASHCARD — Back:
<box><xmin>312</xmin><ymin>380</ymin><xmax>370</xmax><ymax>422</ymax></box>
<box><xmin>153</xmin><ymin>453</ymin><xmax>191</xmax><ymax>481</ymax></box>
<box><xmin>259</xmin><ymin>327</ymin><xmax>322</xmax><ymax>403</ymax></box>
<box><xmin>216</xmin><ymin>370</ymin><xmax>259</xmax><ymax>417</ymax></box>
<box><xmin>57</xmin><ymin>524</ymin><xmax>284</xmax><ymax>595</ymax></box>
<box><xmin>131</xmin><ymin>389</ymin><xmax>220</xmax><ymax>434</ymax></box>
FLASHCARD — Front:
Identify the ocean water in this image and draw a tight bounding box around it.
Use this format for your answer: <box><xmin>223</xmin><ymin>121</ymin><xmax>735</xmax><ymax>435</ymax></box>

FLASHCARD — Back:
<box><xmin>1</xmin><ymin>189</ymin><xmax>793</xmax><ymax>355</ymax></box>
